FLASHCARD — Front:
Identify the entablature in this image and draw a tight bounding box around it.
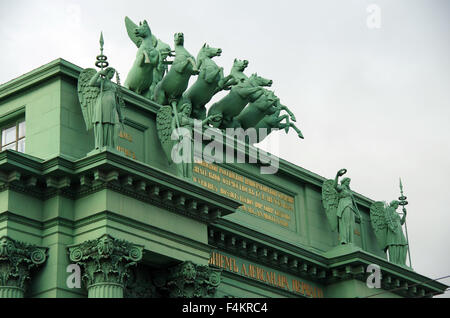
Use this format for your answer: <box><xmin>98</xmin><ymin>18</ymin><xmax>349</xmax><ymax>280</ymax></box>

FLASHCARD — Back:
<box><xmin>208</xmin><ymin>223</ymin><xmax>447</xmax><ymax>298</ymax></box>
<box><xmin>0</xmin><ymin>149</ymin><xmax>240</xmax><ymax>223</ymax></box>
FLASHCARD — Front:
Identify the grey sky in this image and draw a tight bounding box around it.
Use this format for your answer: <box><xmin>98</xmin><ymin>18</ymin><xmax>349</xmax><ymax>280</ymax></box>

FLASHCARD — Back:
<box><xmin>1</xmin><ymin>0</ymin><xmax>449</xmax><ymax>297</ymax></box>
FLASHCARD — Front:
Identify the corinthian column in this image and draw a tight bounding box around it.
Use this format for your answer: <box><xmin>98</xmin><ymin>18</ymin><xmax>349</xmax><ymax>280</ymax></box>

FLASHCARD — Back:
<box><xmin>0</xmin><ymin>236</ymin><xmax>47</xmax><ymax>298</ymax></box>
<box><xmin>165</xmin><ymin>261</ymin><xmax>222</xmax><ymax>298</ymax></box>
<box><xmin>68</xmin><ymin>234</ymin><xmax>143</xmax><ymax>298</ymax></box>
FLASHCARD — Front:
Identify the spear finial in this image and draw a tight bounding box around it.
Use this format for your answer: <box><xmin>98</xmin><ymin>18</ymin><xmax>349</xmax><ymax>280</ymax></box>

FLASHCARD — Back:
<box><xmin>95</xmin><ymin>31</ymin><xmax>109</xmax><ymax>70</ymax></box>
<box><xmin>100</xmin><ymin>32</ymin><xmax>104</xmax><ymax>54</ymax></box>
<box><xmin>399</xmin><ymin>177</ymin><xmax>403</xmax><ymax>194</ymax></box>
<box><xmin>398</xmin><ymin>177</ymin><xmax>408</xmax><ymax>206</ymax></box>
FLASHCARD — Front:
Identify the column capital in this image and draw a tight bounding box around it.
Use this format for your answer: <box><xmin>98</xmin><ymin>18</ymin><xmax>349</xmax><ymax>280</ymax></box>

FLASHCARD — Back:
<box><xmin>165</xmin><ymin>261</ymin><xmax>222</xmax><ymax>298</ymax></box>
<box><xmin>0</xmin><ymin>236</ymin><xmax>48</xmax><ymax>296</ymax></box>
<box><xmin>68</xmin><ymin>234</ymin><xmax>143</xmax><ymax>290</ymax></box>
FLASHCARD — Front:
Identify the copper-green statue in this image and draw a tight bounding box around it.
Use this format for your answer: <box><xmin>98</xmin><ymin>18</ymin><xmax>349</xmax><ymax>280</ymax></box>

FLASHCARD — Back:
<box><xmin>153</xmin><ymin>32</ymin><xmax>199</xmax><ymax>108</ymax></box>
<box><xmin>181</xmin><ymin>43</ymin><xmax>234</xmax><ymax>120</ymax></box>
<box><xmin>253</xmin><ymin>103</ymin><xmax>304</xmax><ymax>143</ymax></box>
<box><xmin>78</xmin><ymin>67</ymin><xmax>125</xmax><ymax>150</ymax></box>
<box><xmin>370</xmin><ymin>200</ymin><xmax>408</xmax><ymax>266</ymax></box>
<box><xmin>149</xmin><ymin>40</ymin><xmax>172</xmax><ymax>100</ymax></box>
<box><xmin>235</xmin><ymin>89</ymin><xmax>278</xmax><ymax>129</ymax></box>
<box><xmin>322</xmin><ymin>169</ymin><xmax>362</xmax><ymax>245</ymax></box>
<box><xmin>78</xmin><ymin>34</ymin><xmax>125</xmax><ymax>151</ymax></box>
<box><xmin>124</xmin><ymin>17</ymin><xmax>160</xmax><ymax>96</ymax></box>
<box><xmin>228</xmin><ymin>58</ymin><xmax>249</xmax><ymax>84</ymax></box>
<box><xmin>207</xmin><ymin>73</ymin><xmax>272</xmax><ymax>129</ymax></box>
<box><xmin>156</xmin><ymin>103</ymin><xmax>218</xmax><ymax>179</ymax></box>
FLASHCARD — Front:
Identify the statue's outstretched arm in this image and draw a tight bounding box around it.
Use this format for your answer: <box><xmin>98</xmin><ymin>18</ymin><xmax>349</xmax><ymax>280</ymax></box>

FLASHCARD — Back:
<box><xmin>334</xmin><ymin>172</ymin><xmax>341</xmax><ymax>191</ymax></box>
<box><xmin>334</xmin><ymin>169</ymin><xmax>348</xmax><ymax>192</ymax></box>
<box><xmin>89</xmin><ymin>71</ymin><xmax>102</xmax><ymax>87</ymax></box>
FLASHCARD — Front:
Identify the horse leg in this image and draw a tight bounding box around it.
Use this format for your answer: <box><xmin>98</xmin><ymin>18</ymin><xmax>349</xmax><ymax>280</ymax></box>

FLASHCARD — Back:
<box><xmin>279</xmin><ymin>104</ymin><xmax>296</xmax><ymax>122</ymax></box>
<box><xmin>153</xmin><ymin>82</ymin><xmax>167</xmax><ymax>105</ymax></box>
<box><xmin>289</xmin><ymin>122</ymin><xmax>304</xmax><ymax>139</ymax></box>
<box><xmin>217</xmin><ymin>75</ymin><xmax>233</xmax><ymax>93</ymax></box>
<box><xmin>187</xmin><ymin>57</ymin><xmax>199</xmax><ymax>73</ymax></box>
<box><xmin>138</xmin><ymin>51</ymin><xmax>146</xmax><ymax>67</ymax></box>
<box><xmin>276</xmin><ymin>114</ymin><xmax>289</xmax><ymax>133</ymax></box>
<box><xmin>172</xmin><ymin>59</ymin><xmax>189</xmax><ymax>73</ymax></box>
<box><xmin>147</xmin><ymin>82</ymin><xmax>156</xmax><ymax>100</ymax></box>
<box><xmin>204</xmin><ymin>66</ymin><xmax>220</xmax><ymax>84</ymax></box>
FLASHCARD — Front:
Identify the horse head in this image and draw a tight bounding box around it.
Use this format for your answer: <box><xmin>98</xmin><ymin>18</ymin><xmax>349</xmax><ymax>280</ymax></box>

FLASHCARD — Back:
<box><xmin>249</xmin><ymin>73</ymin><xmax>273</xmax><ymax>87</ymax></box>
<box><xmin>134</xmin><ymin>20</ymin><xmax>151</xmax><ymax>39</ymax></box>
<box><xmin>157</xmin><ymin>41</ymin><xmax>172</xmax><ymax>60</ymax></box>
<box><xmin>200</xmin><ymin>43</ymin><xmax>222</xmax><ymax>58</ymax></box>
<box><xmin>197</xmin><ymin>43</ymin><xmax>222</xmax><ymax>69</ymax></box>
<box><xmin>232</xmin><ymin>58</ymin><xmax>249</xmax><ymax>72</ymax></box>
<box><xmin>174</xmin><ymin>32</ymin><xmax>184</xmax><ymax>46</ymax></box>
<box><xmin>266</xmin><ymin>91</ymin><xmax>278</xmax><ymax>104</ymax></box>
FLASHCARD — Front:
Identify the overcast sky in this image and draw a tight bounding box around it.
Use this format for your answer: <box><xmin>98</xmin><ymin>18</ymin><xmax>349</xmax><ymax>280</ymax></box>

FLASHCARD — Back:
<box><xmin>1</xmin><ymin>0</ymin><xmax>449</xmax><ymax>297</ymax></box>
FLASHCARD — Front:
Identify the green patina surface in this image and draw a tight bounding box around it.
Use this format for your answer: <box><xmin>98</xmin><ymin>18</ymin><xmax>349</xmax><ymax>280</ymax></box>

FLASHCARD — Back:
<box><xmin>0</xmin><ymin>58</ymin><xmax>447</xmax><ymax>298</ymax></box>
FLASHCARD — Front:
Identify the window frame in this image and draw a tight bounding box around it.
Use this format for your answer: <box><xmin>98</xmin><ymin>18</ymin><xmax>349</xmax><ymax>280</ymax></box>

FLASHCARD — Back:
<box><xmin>0</xmin><ymin>118</ymin><xmax>26</xmax><ymax>152</ymax></box>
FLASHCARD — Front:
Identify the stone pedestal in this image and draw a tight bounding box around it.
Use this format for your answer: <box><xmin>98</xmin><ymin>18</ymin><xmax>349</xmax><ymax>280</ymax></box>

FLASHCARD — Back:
<box><xmin>68</xmin><ymin>234</ymin><xmax>143</xmax><ymax>298</ymax></box>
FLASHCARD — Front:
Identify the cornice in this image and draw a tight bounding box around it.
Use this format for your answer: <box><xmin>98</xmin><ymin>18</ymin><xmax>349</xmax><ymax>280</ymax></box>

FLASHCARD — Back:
<box><xmin>208</xmin><ymin>223</ymin><xmax>447</xmax><ymax>298</ymax></box>
<box><xmin>0</xmin><ymin>59</ymin><xmax>81</xmax><ymax>102</ymax></box>
<box><xmin>0</xmin><ymin>150</ymin><xmax>241</xmax><ymax>223</ymax></box>
<box><xmin>211</xmin><ymin>220</ymin><xmax>328</xmax><ymax>266</ymax></box>
<box><xmin>325</xmin><ymin>249</ymin><xmax>447</xmax><ymax>298</ymax></box>
<box><xmin>208</xmin><ymin>224</ymin><xmax>329</xmax><ymax>285</ymax></box>
<box><xmin>0</xmin><ymin>210</ymin><xmax>213</xmax><ymax>257</ymax></box>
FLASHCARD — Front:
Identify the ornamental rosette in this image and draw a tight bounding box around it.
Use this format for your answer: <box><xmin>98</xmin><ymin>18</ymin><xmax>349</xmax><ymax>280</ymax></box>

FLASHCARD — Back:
<box><xmin>0</xmin><ymin>236</ymin><xmax>48</xmax><ymax>291</ymax></box>
<box><xmin>67</xmin><ymin>234</ymin><xmax>144</xmax><ymax>288</ymax></box>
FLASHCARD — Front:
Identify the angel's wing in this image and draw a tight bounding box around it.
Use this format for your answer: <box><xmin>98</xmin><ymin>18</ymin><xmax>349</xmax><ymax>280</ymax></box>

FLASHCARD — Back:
<box><xmin>370</xmin><ymin>201</ymin><xmax>388</xmax><ymax>251</ymax></box>
<box><xmin>321</xmin><ymin>179</ymin><xmax>339</xmax><ymax>232</ymax></box>
<box><xmin>77</xmin><ymin>68</ymin><xmax>99</xmax><ymax>131</ymax></box>
<box><xmin>125</xmin><ymin>16</ymin><xmax>158</xmax><ymax>48</ymax></box>
<box><xmin>125</xmin><ymin>16</ymin><xmax>143</xmax><ymax>48</ymax></box>
<box><xmin>156</xmin><ymin>105</ymin><xmax>175</xmax><ymax>165</ymax></box>
<box><xmin>385</xmin><ymin>207</ymin><xmax>400</xmax><ymax>234</ymax></box>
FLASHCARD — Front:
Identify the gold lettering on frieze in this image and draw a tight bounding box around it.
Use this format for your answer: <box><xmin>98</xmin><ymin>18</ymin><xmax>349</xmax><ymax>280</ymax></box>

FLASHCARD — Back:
<box><xmin>194</xmin><ymin>162</ymin><xmax>295</xmax><ymax>228</ymax></box>
<box><xmin>119</xmin><ymin>131</ymin><xmax>133</xmax><ymax>142</ymax></box>
<box><xmin>209</xmin><ymin>251</ymin><xmax>323</xmax><ymax>297</ymax></box>
<box><xmin>116</xmin><ymin>145</ymin><xmax>136</xmax><ymax>159</ymax></box>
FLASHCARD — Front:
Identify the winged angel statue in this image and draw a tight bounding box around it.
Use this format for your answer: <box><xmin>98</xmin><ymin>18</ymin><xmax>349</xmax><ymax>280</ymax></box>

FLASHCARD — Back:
<box><xmin>156</xmin><ymin>103</ymin><xmax>219</xmax><ymax>179</ymax></box>
<box><xmin>370</xmin><ymin>200</ymin><xmax>408</xmax><ymax>266</ymax></box>
<box><xmin>78</xmin><ymin>67</ymin><xmax>125</xmax><ymax>150</ymax></box>
<box><xmin>322</xmin><ymin>169</ymin><xmax>362</xmax><ymax>245</ymax></box>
